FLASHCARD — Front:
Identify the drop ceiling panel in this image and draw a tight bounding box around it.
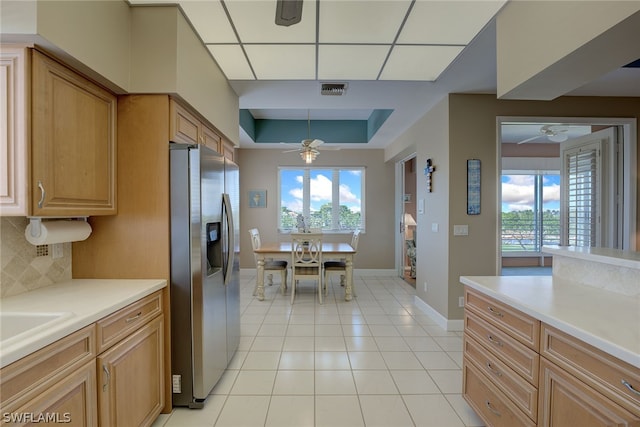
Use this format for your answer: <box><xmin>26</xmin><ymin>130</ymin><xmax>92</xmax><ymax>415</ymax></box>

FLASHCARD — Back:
<box><xmin>180</xmin><ymin>1</ymin><xmax>237</xmax><ymax>43</ymax></box>
<box><xmin>226</xmin><ymin>0</ymin><xmax>316</xmax><ymax>43</ymax></box>
<box><xmin>380</xmin><ymin>45</ymin><xmax>464</xmax><ymax>81</ymax></box>
<box><xmin>207</xmin><ymin>45</ymin><xmax>254</xmax><ymax>80</ymax></box>
<box><xmin>244</xmin><ymin>45</ymin><xmax>316</xmax><ymax>79</ymax></box>
<box><xmin>318</xmin><ymin>45</ymin><xmax>389</xmax><ymax>80</ymax></box>
<box><xmin>399</xmin><ymin>1</ymin><xmax>507</xmax><ymax>44</ymax></box>
<box><xmin>318</xmin><ymin>1</ymin><xmax>412</xmax><ymax>43</ymax></box>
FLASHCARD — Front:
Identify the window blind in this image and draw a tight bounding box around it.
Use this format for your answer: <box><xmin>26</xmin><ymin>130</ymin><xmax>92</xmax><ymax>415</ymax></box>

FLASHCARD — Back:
<box><xmin>564</xmin><ymin>143</ymin><xmax>600</xmax><ymax>247</ymax></box>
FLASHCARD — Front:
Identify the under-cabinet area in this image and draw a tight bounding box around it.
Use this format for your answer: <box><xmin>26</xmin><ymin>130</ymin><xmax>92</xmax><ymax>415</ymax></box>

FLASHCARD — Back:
<box><xmin>0</xmin><ymin>279</ymin><xmax>166</xmax><ymax>426</ymax></box>
<box><xmin>460</xmin><ymin>274</ymin><xmax>640</xmax><ymax>427</ymax></box>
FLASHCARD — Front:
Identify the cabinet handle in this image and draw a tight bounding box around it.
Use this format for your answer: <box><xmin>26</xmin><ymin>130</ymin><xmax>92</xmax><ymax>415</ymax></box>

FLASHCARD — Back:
<box><xmin>622</xmin><ymin>379</ymin><xmax>640</xmax><ymax>396</ymax></box>
<box><xmin>487</xmin><ymin>306</ymin><xmax>504</xmax><ymax>318</ymax></box>
<box><xmin>487</xmin><ymin>334</ymin><xmax>503</xmax><ymax>347</ymax></box>
<box><xmin>125</xmin><ymin>311</ymin><xmax>142</xmax><ymax>323</ymax></box>
<box><xmin>486</xmin><ymin>361</ymin><xmax>502</xmax><ymax>377</ymax></box>
<box><xmin>102</xmin><ymin>365</ymin><xmax>110</xmax><ymax>392</ymax></box>
<box><xmin>485</xmin><ymin>400</ymin><xmax>501</xmax><ymax>417</ymax></box>
<box><xmin>37</xmin><ymin>181</ymin><xmax>46</xmax><ymax>208</ymax></box>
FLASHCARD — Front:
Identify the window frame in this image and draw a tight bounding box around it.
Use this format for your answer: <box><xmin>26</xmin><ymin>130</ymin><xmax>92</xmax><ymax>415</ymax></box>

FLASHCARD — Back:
<box><xmin>277</xmin><ymin>166</ymin><xmax>366</xmax><ymax>233</ymax></box>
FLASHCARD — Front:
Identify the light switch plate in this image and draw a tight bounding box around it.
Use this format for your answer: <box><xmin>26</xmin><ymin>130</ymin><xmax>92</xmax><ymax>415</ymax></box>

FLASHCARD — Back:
<box><xmin>453</xmin><ymin>225</ymin><xmax>469</xmax><ymax>236</ymax></box>
<box><xmin>431</xmin><ymin>223</ymin><xmax>439</xmax><ymax>232</ymax></box>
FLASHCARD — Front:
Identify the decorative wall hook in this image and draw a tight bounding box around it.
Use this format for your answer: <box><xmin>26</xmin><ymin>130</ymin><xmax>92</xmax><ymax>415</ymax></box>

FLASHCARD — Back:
<box><xmin>424</xmin><ymin>158</ymin><xmax>436</xmax><ymax>192</ymax></box>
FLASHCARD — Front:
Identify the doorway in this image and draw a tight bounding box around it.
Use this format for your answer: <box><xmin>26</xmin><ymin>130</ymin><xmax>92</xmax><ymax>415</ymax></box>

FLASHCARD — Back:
<box><xmin>400</xmin><ymin>156</ymin><xmax>417</xmax><ymax>286</ymax></box>
<box><xmin>497</xmin><ymin>117</ymin><xmax>637</xmax><ymax>275</ymax></box>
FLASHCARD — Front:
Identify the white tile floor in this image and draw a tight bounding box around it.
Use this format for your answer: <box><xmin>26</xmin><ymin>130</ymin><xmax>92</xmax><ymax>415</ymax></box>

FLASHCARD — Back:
<box><xmin>152</xmin><ymin>273</ymin><xmax>485</xmax><ymax>427</ymax></box>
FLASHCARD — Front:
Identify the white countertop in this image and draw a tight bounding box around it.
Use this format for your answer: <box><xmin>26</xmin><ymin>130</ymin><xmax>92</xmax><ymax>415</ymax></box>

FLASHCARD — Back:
<box><xmin>542</xmin><ymin>245</ymin><xmax>640</xmax><ymax>269</ymax></box>
<box><xmin>460</xmin><ymin>275</ymin><xmax>640</xmax><ymax>369</ymax></box>
<box><xmin>0</xmin><ymin>279</ymin><xmax>167</xmax><ymax>368</ymax></box>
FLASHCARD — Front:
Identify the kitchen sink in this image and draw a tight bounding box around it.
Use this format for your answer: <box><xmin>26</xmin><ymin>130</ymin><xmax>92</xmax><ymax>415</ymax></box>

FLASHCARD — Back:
<box><xmin>0</xmin><ymin>311</ymin><xmax>74</xmax><ymax>345</ymax></box>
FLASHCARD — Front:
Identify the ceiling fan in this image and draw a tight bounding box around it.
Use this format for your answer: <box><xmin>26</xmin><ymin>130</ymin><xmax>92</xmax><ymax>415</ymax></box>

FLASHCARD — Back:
<box><xmin>282</xmin><ymin>111</ymin><xmax>339</xmax><ymax>163</ymax></box>
<box><xmin>517</xmin><ymin>124</ymin><xmax>569</xmax><ymax>144</ymax></box>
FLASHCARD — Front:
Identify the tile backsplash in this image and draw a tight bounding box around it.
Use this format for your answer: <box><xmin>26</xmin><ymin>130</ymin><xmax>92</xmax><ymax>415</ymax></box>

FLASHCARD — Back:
<box><xmin>0</xmin><ymin>217</ymin><xmax>72</xmax><ymax>298</ymax></box>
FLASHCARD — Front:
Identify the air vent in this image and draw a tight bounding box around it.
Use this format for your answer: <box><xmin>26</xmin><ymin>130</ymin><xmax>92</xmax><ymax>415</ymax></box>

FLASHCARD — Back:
<box><xmin>321</xmin><ymin>83</ymin><xmax>347</xmax><ymax>96</ymax></box>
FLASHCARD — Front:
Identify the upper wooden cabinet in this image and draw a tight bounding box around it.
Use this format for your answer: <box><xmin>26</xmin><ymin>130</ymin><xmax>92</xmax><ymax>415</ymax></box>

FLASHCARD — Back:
<box><xmin>169</xmin><ymin>99</ymin><xmax>221</xmax><ymax>153</ymax></box>
<box><xmin>31</xmin><ymin>50</ymin><xmax>117</xmax><ymax>216</ymax></box>
<box><xmin>222</xmin><ymin>138</ymin><xmax>236</xmax><ymax>162</ymax></box>
<box><xmin>0</xmin><ymin>45</ymin><xmax>30</xmax><ymax>216</ymax></box>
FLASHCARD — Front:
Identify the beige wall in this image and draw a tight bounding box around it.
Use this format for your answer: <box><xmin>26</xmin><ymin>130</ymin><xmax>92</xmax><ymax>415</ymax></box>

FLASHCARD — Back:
<box><xmin>237</xmin><ymin>148</ymin><xmax>395</xmax><ymax>271</ymax></box>
<box><xmin>1</xmin><ymin>1</ymin><xmax>240</xmax><ymax>145</ymax></box>
<box><xmin>388</xmin><ymin>93</ymin><xmax>640</xmax><ymax>322</ymax></box>
<box><xmin>496</xmin><ymin>2</ymin><xmax>640</xmax><ymax>99</ymax></box>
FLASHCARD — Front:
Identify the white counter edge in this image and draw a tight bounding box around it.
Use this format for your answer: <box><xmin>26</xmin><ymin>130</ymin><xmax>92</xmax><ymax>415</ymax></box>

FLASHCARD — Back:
<box><xmin>542</xmin><ymin>245</ymin><xmax>640</xmax><ymax>269</ymax></box>
<box><xmin>460</xmin><ymin>276</ymin><xmax>640</xmax><ymax>369</ymax></box>
<box><xmin>0</xmin><ymin>279</ymin><xmax>167</xmax><ymax>368</ymax></box>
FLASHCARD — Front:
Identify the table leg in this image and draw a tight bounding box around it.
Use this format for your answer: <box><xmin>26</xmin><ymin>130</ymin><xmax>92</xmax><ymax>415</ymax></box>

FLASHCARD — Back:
<box><xmin>256</xmin><ymin>258</ymin><xmax>265</xmax><ymax>301</ymax></box>
<box><xmin>344</xmin><ymin>257</ymin><xmax>353</xmax><ymax>301</ymax></box>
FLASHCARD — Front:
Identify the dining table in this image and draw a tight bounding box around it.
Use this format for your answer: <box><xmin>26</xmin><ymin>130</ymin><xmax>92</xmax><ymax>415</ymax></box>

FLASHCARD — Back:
<box><xmin>253</xmin><ymin>242</ymin><xmax>356</xmax><ymax>301</ymax></box>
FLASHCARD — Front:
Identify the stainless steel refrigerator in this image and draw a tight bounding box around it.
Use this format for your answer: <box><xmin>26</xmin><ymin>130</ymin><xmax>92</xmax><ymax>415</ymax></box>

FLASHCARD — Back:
<box><xmin>169</xmin><ymin>144</ymin><xmax>240</xmax><ymax>408</ymax></box>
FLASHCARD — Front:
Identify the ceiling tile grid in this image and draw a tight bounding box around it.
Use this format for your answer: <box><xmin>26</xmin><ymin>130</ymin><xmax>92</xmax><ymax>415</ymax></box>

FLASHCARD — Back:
<box><xmin>129</xmin><ymin>0</ymin><xmax>508</xmax><ymax>82</ymax></box>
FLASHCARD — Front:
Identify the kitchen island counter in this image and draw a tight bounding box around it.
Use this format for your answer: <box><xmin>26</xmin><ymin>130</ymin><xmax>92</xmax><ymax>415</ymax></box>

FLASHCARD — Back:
<box><xmin>460</xmin><ymin>274</ymin><xmax>640</xmax><ymax>368</ymax></box>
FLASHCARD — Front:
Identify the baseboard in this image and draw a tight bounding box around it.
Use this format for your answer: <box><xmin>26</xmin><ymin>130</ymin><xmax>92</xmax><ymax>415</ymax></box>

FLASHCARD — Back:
<box><xmin>413</xmin><ymin>296</ymin><xmax>464</xmax><ymax>332</ymax></box>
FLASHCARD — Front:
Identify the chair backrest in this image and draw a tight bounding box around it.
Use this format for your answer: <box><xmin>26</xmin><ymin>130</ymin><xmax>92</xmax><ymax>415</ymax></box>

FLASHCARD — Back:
<box><xmin>249</xmin><ymin>228</ymin><xmax>262</xmax><ymax>251</ymax></box>
<box><xmin>350</xmin><ymin>229</ymin><xmax>361</xmax><ymax>251</ymax></box>
<box><xmin>291</xmin><ymin>232</ymin><xmax>323</xmax><ymax>267</ymax></box>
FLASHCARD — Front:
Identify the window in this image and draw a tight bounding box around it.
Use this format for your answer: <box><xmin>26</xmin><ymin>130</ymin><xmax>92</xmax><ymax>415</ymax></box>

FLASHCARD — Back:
<box><xmin>278</xmin><ymin>167</ymin><xmax>364</xmax><ymax>232</ymax></box>
<box><xmin>501</xmin><ymin>173</ymin><xmax>561</xmax><ymax>253</ymax></box>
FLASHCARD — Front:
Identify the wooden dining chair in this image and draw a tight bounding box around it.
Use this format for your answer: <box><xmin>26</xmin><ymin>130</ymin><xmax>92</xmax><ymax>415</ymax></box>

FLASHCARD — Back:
<box><xmin>290</xmin><ymin>232</ymin><xmax>323</xmax><ymax>304</ymax></box>
<box><xmin>323</xmin><ymin>229</ymin><xmax>360</xmax><ymax>297</ymax></box>
<box><xmin>249</xmin><ymin>228</ymin><xmax>288</xmax><ymax>296</ymax></box>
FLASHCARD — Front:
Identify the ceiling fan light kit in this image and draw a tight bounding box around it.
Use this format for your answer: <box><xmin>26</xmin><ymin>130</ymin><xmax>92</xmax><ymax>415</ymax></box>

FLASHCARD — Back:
<box><xmin>275</xmin><ymin>0</ymin><xmax>303</xmax><ymax>26</ymax></box>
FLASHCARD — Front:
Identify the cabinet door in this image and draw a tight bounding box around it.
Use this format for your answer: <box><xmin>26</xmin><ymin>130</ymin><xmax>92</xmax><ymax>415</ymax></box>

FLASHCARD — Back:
<box><xmin>169</xmin><ymin>99</ymin><xmax>199</xmax><ymax>145</ymax></box>
<box><xmin>539</xmin><ymin>358</ymin><xmax>640</xmax><ymax>427</ymax></box>
<box><xmin>6</xmin><ymin>361</ymin><xmax>98</xmax><ymax>427</ymax></box>
<box><xmin>31</xmin><ymin>50</ymin><xmax>116</xmax><ymax>216</ymax></box>
<box><xmin>97</xmin><ymin>315</ymin><xmax>164</xmax><ymax>427</ymax></box>
<box><xmin>0</xmin><ymin>45</ymin><xmax>29</xmax><ymax>216</ymax></box>
<box><xmin>201</xmin><ymin>124</ymin><xmax>221</xmax><ymax>153</ymax></box>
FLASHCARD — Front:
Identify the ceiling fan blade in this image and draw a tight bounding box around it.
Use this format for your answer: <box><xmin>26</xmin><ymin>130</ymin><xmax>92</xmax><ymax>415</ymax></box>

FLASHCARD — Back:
<box><xmin>309</xmin><ymin>139</ymin><xmax>324</xmax><ymax>147</ymax></box>
<box><xmin>517</xmin><ymin>135</ymin><xmax>543</xmax><ymax>144</ymax></box>
<box><xmin>282</xmin><ymin>148</ymin><xmax>301</xmax><ymax>153</ymax></box>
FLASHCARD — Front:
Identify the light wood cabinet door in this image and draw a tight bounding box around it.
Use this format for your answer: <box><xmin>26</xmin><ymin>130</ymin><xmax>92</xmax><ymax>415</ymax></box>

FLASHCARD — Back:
<box><xmin>31</xmin><ymin>50</ymin><xmax>116</xmax><ymax>216</ymax></box>
<box><xmin>169</xmin><ymin>100</ymin><xmax>199</xmax><ymax>145</ymax></box>
<box><xmin>97</xmin><ymin>315</ymin><xmax>164</xmax><ymax>427</ymax></box>
<box><xmin>539</xmin><ymin>358</ymin><xmax>640</xmax><ymax>427</ymax></box>
<box><xmin>0</xmin><ymin>45</ymin><xmax>29</xmax><ymax>216</ymax></box>
<box><xmin>201</xmin><ymin>123</ymin><xmax>221</xmax><ymax>152</ymax></box>
<box><xmin>5</xmin><ymin>361</ymin><xmax>98</xmax><ymax>427</ymax></box>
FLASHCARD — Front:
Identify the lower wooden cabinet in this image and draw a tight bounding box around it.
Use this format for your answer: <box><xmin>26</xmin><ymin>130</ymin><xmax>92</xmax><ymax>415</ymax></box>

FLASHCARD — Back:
<box><xmin>97</xmin><ymin>315</ymin><xmax>164</xmax><ymax>427</ymax></box>
<box><xmin>9</xmin><ymin>361</ymin><xmax>98</xmax><ymax>427</ymax></box>
<box><xmin>463</xmin><ymin>286</ymin><xmax>640</xmax><ymax>427</ymax></box>
<box><xmin>0</xmin><ymin>291</ymin><xmax>165</xmax><ymax>427</ymax></box>
<box><xmin>539</xmin><ymin>358</ymin><xmax>640</xmax><ymax>427</ymax></box>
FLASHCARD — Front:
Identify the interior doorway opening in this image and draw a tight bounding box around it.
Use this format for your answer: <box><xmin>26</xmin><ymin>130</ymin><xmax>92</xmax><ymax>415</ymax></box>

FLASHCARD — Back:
<box><xmin>497</xmin><ymin>117</ymin><xmax>637</xmax><ymax>276</ymax></box>
<box><xmin>401</xmin><ymin>156</ymin><xmax>417</xmax><ymax>286</ymax></box>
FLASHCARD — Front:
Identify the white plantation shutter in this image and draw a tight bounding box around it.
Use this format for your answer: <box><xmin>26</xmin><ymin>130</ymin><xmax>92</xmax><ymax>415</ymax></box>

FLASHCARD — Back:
<box><xmin>562</xmin><ymin>141</ymin><xmax>601</xmax><ymax>247</ymax></box>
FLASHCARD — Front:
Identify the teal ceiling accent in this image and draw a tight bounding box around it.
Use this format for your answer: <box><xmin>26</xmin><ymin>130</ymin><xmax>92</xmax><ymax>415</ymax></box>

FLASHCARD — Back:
<box><xmin>239</xmin><ymin>109</ymin><xmax>394</xmax><ymax>144</ymax></box>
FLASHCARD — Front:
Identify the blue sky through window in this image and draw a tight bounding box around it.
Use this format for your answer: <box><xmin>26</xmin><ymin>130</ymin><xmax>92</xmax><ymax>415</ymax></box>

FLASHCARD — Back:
<box><xmin>501</xmin><ymin>174</ymin><xmax>560</xmax><ymax>212</ymax></box>
<box><xmin>280</xmin><ymin>168</ymin><xmax>362</xmax><ymax>214</ymax></box>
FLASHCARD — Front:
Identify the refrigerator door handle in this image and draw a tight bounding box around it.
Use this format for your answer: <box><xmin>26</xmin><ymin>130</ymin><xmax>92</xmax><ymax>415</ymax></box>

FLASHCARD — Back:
<box><xmin>222</xmin><ymin>193</ymin><xmax>235</xmax><ymax>285</ymax></box>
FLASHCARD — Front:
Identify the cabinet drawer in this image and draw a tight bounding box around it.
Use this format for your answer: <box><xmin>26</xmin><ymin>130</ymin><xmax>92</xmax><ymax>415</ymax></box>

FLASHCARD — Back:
<box><xmin>96</xmin><ymin>291</ymin><xmax>162</xmax><ymax>353</ymax></box>
<box><xmin>539</xmin><ymin>357</ymin><xmax>640</xmax><ymax>426</ymax></box>
<box><xmin>0</xmin><ymin>324</ymin><xmax>96</xmax><ymax>409</ymax></box>
<box><xmin>463</xmin><ymin>358</ymin><xmax>536</xmax><ymax>427</ymax></box>
<box><xmin>465</xmin><ymin>312</ymin><xmax>539</xmax><ymax>385</ymax></box>
<box><xmin>465</xmin><ymin>286</ymin><xmax>540</xmax><ymax>350</ymax></box>
<box><xmin>541</xmin><ymin>324</ymin><xmax>640</xmax><ymax>416</ymax></box>
<box><xmin>464</xmin><ymin>334</ymin><xmax>538</xmax><ymax>421</ymax></box>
